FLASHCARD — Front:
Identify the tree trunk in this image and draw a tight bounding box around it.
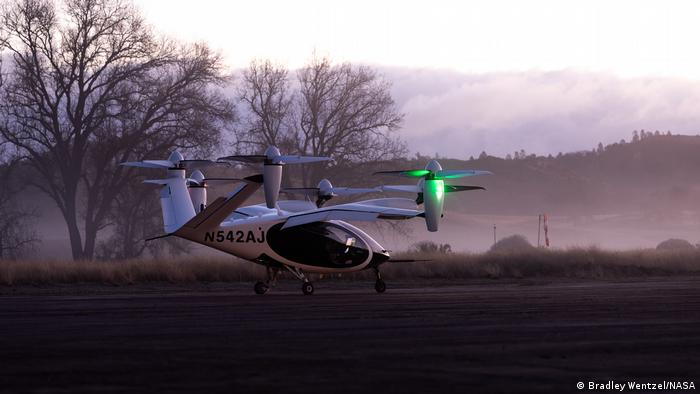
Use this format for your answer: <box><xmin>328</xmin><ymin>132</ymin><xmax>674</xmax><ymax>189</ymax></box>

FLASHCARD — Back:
<box><xmin>62</xmin><ymin>179</ymin><xmax>89</xmax><ymax>260</ymax></box>
<box><xmin>64</xmin><ymin>211</ymin><xmax>85</xmax><ymax>260</ymax></box>
<box><xmin>83</xmin><ymin>221</ymin><xmax>98</xmax><ymax>261</ymax></box>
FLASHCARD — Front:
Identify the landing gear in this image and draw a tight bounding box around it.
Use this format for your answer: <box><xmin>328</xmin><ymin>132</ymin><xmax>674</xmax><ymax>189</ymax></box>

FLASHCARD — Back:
<box><xmin>302</xmin><ymin>282</ymin><xmax>314</xmax><ymax>295</ymax></box>
<box><xmin>374</xmin><ymin>267</ymin><xmax>386</xmax><ymax>293</ymax></box>
<box><xmin>375</xmin><ymin>279</ymin><xmax>386</xmax><ymax>293</ymax></box>
<box><xmin>285</xmin><ymin>266</ymin><xmax>314</xmax><ymax>295</ymax></box>
<box><xmin>253</xmin><ymin>267</ymin><xmax>280</xmax><ymax>295</ymax></box>
<box><xmin>254</xmin><ymin>281</ymin><xmax>269</xmax><ymax>294</ymax></box>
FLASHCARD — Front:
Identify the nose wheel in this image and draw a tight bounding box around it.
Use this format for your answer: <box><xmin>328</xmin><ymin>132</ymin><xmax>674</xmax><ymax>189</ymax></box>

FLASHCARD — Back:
<box><xmin>302</xmin><ymin>282</ymin><xmax>314</xmax><ymax>295</ymax></box>
<box><xmin>375</xmin><ymin>279</ymin><xmax>386</xmax><ymax>293</ymax></box>
<box><xmin>284</xmin><ymin>266</ymin><xmax>315</xmax><ymax>295</ymax></box>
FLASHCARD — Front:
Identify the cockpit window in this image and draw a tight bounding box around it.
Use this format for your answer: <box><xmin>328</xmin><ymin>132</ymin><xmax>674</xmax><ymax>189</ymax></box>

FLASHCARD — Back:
<box><xmin>267</xmin><ymin>222</ymin><xmax>370</xmax><ymax>268</ymax></box>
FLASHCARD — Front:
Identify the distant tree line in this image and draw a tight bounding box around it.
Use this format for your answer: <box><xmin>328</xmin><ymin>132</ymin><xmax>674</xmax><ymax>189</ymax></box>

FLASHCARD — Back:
<box><xmin>495</xmin><ymin>129</ymin><xmax>677</xmax><ymax>163</ymax></box>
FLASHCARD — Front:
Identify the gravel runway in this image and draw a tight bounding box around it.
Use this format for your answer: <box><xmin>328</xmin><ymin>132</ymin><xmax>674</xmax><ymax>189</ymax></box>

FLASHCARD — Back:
<box><xmin>1</xmin><ymin>278</ymin><xmax>699</xmax><ymax>393</ymax></box>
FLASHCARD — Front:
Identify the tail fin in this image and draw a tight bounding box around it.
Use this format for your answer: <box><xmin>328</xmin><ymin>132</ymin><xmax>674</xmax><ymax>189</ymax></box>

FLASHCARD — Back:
<box><xmin>143</xmin><ymin>178</ymin><xmax>196</xmax><ymax>233</ymax></box>
<box><xmin>173</xmin><ymin>175</ymin><xmax>264</xmax><ymax>243</ymax></box>
<box><xmin>177</xmin><ymin>174</ymin><xmax>263</xmax><ymax>232</ymax></box>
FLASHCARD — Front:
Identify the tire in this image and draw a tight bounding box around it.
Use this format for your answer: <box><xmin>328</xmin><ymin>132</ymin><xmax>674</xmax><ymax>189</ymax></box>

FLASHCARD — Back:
<box><xmin>375</xmin><ymin>279</ymin><xmax>387</xmax><ymax>293</ymax></box>
<box><xmin>302</xmin><ymin>282</ymin><xmax>314</xmax><ymax>295</ymax></box>
<box><xmin>254</xmin><ymin>281</ymin><xmax>269</xmax><ymax>295</ymax></box>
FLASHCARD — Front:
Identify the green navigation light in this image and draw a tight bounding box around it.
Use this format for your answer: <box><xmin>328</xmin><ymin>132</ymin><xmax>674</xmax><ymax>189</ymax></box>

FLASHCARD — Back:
<box><xmin>435</xmin><ymin>180</ymin><xmax>444</xmax><ymax>200</ymax></box>
<box><xmin>425</xmin><ymin>179</ymin><xmax>444</xmax><ymax>201</ymax></box>
<box><xmin>404</xmin><ymin>169</ymin><xmax>431</xmax><ymax>177</ymax></box>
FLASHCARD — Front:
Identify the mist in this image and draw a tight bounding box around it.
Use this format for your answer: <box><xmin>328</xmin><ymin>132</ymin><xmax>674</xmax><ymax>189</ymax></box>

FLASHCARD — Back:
<box><xmin>386</xmin><ymin>68</ymin><xmax>700</xmax><ymax>158</ymax></box>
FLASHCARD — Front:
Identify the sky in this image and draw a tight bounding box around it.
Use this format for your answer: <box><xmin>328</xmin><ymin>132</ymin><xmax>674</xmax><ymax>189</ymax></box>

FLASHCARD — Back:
<box><xmin>133</xmin><ymin>0</ymin><xmax>700</xmax><ymax>157</ymax></box>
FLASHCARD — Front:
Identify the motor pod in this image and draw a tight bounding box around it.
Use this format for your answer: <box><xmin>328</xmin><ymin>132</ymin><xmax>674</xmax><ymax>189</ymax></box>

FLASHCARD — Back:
<box><xmin>263</xmin><ymin>163</ymin><xmax>282</xmax><ymax>208</ymax></box>
<box><xmin>218</xmin><ymin>146</ymin><xmax>331</xmax><ymax>209</ymax></box>
<box><xmin>374</xmin><ymin>160</ymin><xmax>492</xmax><ymax>233</ymax></box>
<box><xmin>188</xmin><ymin>170</ymin><xmax>207</xmax><ymax>213</ymax></box>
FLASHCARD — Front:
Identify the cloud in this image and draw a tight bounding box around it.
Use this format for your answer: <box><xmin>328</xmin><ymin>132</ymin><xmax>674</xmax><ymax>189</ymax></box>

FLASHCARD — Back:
<box><xmin>384</xmin><ymin>68</ymin><xmax>700</xmax><ymax>158</ymax></box>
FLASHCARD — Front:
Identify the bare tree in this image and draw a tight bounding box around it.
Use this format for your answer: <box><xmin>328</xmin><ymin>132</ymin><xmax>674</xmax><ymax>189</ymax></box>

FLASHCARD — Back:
<box><xmin>0</xmin><ymin>0</ymin><xmax>234</xmax><ymax>260</ymax></box>
<box><xmin>236</xmin><ymin>56</ymin><xmax>405</xmax><ymax>184</ymax></box>
<box><xmin>235</xmin><ymin>59</ymin><xmax>295</xmax><ymax>154</ymax></box>
<box><xmin>296</xmin><ymin>57</ymin><xmax>404</xmax><ymax>164</ymax></box>
<box><xmin>0</xmin><ymin>145</ymin><xmax>39</xmax><ymax>259</ymax></box>
<box><xmin>95</xmin><ymin>179</ymin><xmax>161</xmax><ymax>259</ymax></box>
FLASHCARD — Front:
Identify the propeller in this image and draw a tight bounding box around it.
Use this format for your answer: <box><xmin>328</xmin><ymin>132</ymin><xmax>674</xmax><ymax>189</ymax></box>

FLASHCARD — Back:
<box><xmin>121</xmin><ymin>151</ymin><xmax>218</xmax><ymax>170</ymax></box>
<box><xmin>374</xmin><ymin>168</ymin><xmax>492</xmax><ymax>179</ymax></box>
<box><xmin>218</xmin><ymin>146</ymin><xmax>331</xmax><ymax>165</ymax></box>
<box><xmin>282</xmin><ymin>179</ymin><xmax>379</xmax><ymax>207</ymax></box>
<box><xmin>121</xmin><ymin>152</ymin><xmax>237</xmax><ymax>215</ymax></box>
<box><xmin>374</xmin><ymin>160</ymin><xmax>491</xmax><ymax>232</ymax></box>
<box><xmin>185</xmin><ymin>170</ymin><xmax>243</xmax><ymax>213</ymax></box>
<box><xmin>186</xmin><ymin>170</ymin><xmax>241</xmax><ymax>188</ymax></box>
<box><xmin>218</xmin><ymin>146</ymin><xmax>332</xmax><ymax>208</ymax></box>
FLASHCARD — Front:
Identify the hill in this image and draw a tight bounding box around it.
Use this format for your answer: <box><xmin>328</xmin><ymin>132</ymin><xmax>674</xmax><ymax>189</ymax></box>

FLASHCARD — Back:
<box><xmin>327</xmin><ymin>133</ymin><xmax>700</xmax><ymax>217</ymax></box>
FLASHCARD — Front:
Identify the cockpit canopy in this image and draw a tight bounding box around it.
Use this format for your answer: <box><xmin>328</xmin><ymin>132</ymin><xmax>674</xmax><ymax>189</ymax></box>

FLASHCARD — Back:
<box><xmin>267</xmin><ymin>222</ymin><xmax>370</xmax><ymax>268</ymax></box>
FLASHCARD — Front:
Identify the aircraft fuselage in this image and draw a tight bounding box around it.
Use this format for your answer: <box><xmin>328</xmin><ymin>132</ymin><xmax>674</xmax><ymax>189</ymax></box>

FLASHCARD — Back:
<box><xmin>175</xmin><ymin>213</ymin><xmax>390</xmax><ymax>273</ymax></box>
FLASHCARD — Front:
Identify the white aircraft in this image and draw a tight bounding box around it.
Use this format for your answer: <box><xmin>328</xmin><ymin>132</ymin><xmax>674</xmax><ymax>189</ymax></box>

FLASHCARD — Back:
<box><xmin>122</xmin><ymin>147</ymin><xmax>490</xmax><ymax>295</ymax></box>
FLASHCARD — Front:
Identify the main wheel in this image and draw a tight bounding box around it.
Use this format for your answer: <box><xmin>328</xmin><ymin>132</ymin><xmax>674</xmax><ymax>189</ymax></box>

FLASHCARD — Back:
<box><xmin>375</xmin><ymin>279</ymin><xmax>386</xmax><ymax>293</ymax></box>
<box><xmin>302</xmin><ymin>282</ymin><xmax>314</xmax><ymax>295</ymax></box>
<box><xmin>254</xmin><ymin>281</ymin><xmax>269</xmax><ymax>295</ymax></box>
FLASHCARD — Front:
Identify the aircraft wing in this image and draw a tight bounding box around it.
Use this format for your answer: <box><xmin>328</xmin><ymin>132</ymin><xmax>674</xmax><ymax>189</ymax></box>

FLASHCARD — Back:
<box><xmin>281</xmin><ymin>200</ymin><xmax>422</xmax><ymax>230</ymax></box>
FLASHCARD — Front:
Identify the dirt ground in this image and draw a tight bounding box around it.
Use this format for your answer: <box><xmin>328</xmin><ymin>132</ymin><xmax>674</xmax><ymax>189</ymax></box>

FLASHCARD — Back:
<box><xmin>1</xmin><ymin>278</ymin><xmax>699</xmax><ymax>393</ymax></box>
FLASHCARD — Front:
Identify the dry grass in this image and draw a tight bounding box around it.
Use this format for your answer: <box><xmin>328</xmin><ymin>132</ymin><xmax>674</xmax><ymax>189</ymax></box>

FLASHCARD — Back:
<box><xmin>2</xmin><ymin>247</ymin><xmax>700</xmax><ymax>286</ymax></box>
<box><xmin>383</xmin><ymin>247</ymin><xmax>700</xmax><ymax>280</ymax></box>
<box><xmin>0</xmin><ymin>258</ymin><xmax>266</xmax><ymax>286</ymax></box>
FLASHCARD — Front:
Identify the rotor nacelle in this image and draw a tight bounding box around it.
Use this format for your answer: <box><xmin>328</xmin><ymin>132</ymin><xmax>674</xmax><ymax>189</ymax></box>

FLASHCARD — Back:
<box><xmin>375</xmin><ymin>160</ymin><xmax>491</xmax><ymax>232</ymax></box>
<box><xmin>281</xmin><ymin>178</ymin><xmax>379</xmax><ymax>208</ymax></box>
<box><xmin>187</xmin><ymin>170</ymin><xmax>207</xmax><ymax>213</ymax></box>
<box><xmin>121</xmin><ymin>152</ymin><xmax>239</xmax><ymax>231</ymax></box>
<box><xmin>219</xmin><ymin>146</ymin><xmax>331</xmax><ymax>209</ymax></box>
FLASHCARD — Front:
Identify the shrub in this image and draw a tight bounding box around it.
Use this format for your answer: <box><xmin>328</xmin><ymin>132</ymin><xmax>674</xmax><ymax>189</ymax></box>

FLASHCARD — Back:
<box><xmin>410</xmin><ymin>241</ymin><xmax>452</xmax><ymax>254</ymax></box>
<box><xmin>490</xmin><ymin>234</ymin><xmax>535</xmax><ymax>253</ymax></box>
<box><xmin>656</xmin><ymin>238</ymin><xmax>695</xmax><ymax>251</ymax></box>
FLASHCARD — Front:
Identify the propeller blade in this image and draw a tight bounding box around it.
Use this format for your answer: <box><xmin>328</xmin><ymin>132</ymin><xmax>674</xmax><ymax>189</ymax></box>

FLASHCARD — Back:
<box><xmin>331</xmin><ymin>187</ymin><xmax>380</xmax><ymax>196</ymax></box>
<box><xmin>280</xmin><ymin>187</ymin><xmax>320</xmax><ymax>196</ymax></box>
<box><xmin>436</xmin><ymin>169</ymin><xmax>492</xmax><ymax>179</ymax></box>
<box><xmin>142</xmin><ymin>178</ymin><xmax>183</xmax><ymax>185</ymax></box>
<box><xmin>179</xmin><ymin>159</ymin><xmax>219</xmax><ymax>168</ymax></box>
<box><xmin>373</xmin><ymin>169</ymin><xmax>431</xmax><ymax>178</ymax></box>
<box><xmin>203</xmin><ymin>178</ymin><xmax>244</xmax><ymax>186</ymax></box>
<box><xmin>121</xmin><ymin>160</ymin><xmax>173</xmax><ymax>169</ymax></box>
<box><xmin>273</xmin><ymin>155</ymin><xmax>332</xmax><ymax>165</ymax></box>
<box><xmin>381</xmin><ymin>184</ymin><xmax>422</xmax><ymax>193</ymax></box>
<box><xmin>217</xmin><ymin>155</ymin><xmax>267</xmax><ymax>163</ymax></box>
<box><xmin>444</xmin><ymin>185</ymin><xmax>486</xmax><ymax>192</ymax></box>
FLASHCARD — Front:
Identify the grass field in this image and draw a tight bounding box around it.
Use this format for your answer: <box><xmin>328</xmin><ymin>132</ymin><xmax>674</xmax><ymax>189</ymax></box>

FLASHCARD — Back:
<box><xmin>2</xmin><ymin>247</ymin><xmax>700</xmax><ymax>286</ymax></box>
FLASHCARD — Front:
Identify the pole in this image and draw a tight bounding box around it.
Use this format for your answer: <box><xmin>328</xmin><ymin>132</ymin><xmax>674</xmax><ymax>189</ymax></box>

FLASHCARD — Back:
<box><xmin>537</xmin><ymin>214</ymin><xmax>542</xmax><ymax>248</ymax></box>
